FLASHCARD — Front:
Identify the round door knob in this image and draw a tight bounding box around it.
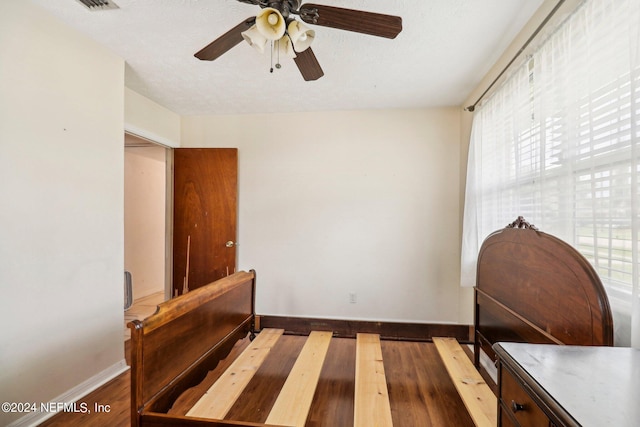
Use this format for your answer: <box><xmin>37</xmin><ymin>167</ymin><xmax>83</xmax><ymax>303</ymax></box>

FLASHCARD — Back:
<box><xmin>225</xmin><ymin>240</ymin><xmax>236</xmax><ymax>248</ymax></box>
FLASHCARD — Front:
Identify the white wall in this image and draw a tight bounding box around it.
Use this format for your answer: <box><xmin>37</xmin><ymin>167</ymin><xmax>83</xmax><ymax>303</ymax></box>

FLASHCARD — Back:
<box><xmin>125</xmin><ymin>88</ymin><xmax>181</xmax><ymax>148</ymax></box>
<box><xmin>125</xmin><ymin>142</ymin><xmax>167</xmax><ymax>300</ymax></box>
<box><xmin>183</xmin><ymin>108</ymin><xmax>465</xmax><ymax>323</ymax></box>
<box><xmin>0</xmin><ymin>1</ymin><xmax>125</xmax><ymax>425</ymax></box>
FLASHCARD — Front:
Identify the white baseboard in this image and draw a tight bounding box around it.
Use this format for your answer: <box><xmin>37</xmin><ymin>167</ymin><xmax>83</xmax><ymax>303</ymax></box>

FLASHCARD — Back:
<box><xmin>7</xmin><ymin>359</ymin><xmax>129</xmax><ymax>427</ymax></box>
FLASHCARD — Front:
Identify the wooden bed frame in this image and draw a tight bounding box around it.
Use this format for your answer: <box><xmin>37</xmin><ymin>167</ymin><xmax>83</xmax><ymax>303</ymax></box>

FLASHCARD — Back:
<box><xmin>473</xmin><ymin>216</ymin><xmax>614</xmax><ymax>370</ymax></box>
<box><xmin>129</xmin><ymin>269</ymin><xmax>403</xmax><ymax>427</ymax></box>
<box><xmin>128</xmin><ymin>217</ymin><xmax>614</xmax><ymax>427</ymax></box>
<box><xmin>128</xmin><ymin>270</ymin><xmax>259</xmax><ymax>427</ymax></box>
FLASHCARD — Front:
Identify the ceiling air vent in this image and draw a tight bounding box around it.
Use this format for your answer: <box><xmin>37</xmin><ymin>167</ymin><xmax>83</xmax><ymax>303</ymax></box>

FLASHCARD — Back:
<box><xmin>76</xmin><ymin>0</ymin><xmax>119</xmax><ymax>10</ymax></box>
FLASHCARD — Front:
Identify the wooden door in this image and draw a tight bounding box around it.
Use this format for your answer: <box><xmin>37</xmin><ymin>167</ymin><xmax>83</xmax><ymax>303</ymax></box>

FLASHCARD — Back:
<box><xmin>173</xmin><ymin>148</ymin><xmax>237</xmax><ymax>295</ymax></box>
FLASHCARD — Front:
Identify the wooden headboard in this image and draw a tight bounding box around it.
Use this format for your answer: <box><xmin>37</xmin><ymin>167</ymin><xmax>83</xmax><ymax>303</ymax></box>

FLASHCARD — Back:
<box><xmin>474</xmin><ymin>217</ymin><xmax>614</xmax><ymax>368</ymax></box>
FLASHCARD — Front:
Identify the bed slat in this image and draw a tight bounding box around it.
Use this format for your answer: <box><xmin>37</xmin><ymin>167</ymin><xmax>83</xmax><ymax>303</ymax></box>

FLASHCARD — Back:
<box><xmin>265</xmin><ymin>331</ymin><xmax>332</xmax><ymax>427</ymax></box>
<box><xmin>433</xmin><ymin>337</ymin><xmax>496</xmax><ymax>427</ymax></box>
<box><xmin>354</xmin><ymin>333</ymin><xmax>393</xmax><ymax>427</ymax></box>
<box><xmin>187</xmin><ymin>328</ymin><xmax>285</xmax><ymax>420</ymax></box>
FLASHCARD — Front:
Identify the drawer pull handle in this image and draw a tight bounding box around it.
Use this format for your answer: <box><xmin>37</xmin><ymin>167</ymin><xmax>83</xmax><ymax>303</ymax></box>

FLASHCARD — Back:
<box><xmin>511</xmin><ymin>400</ymin><xmax>525</xmax><ymax>413</ymax></box>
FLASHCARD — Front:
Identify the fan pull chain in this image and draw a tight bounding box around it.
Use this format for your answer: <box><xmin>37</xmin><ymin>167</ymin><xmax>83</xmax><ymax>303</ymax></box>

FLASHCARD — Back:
<box><xmin>270</xmin><ymin>41</ymin><xmax>274</xmax><ymax>73</ymax></box>
<box><xmin>269</xmin><ymin>40</ymin><xmax>282</xmax><ymax>74</ymax></box>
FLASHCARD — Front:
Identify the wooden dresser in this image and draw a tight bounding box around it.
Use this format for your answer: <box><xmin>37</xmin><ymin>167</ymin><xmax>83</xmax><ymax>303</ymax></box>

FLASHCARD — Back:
<box><xmin>494</xmin><ymin>342</ymin><xmax>640</xmax><ymax>427</ymax></box>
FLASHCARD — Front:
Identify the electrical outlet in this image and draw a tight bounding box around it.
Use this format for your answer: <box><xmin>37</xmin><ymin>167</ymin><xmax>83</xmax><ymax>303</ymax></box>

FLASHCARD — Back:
<box><xmin>349</xmin><ymin>292</ymin><xmax>357</xmax><ymax>304</ymax></box>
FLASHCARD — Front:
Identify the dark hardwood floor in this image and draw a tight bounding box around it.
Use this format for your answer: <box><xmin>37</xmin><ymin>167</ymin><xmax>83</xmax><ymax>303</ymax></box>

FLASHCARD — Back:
<box><xmin>39</xmin><ymin>335</ymin><xmax>475</xmax><ymax>426</ymax></box>
<box><xmin>38</xmin><ymin>341</ymin><xmax>133</xmax><ymax>427</ymax></box>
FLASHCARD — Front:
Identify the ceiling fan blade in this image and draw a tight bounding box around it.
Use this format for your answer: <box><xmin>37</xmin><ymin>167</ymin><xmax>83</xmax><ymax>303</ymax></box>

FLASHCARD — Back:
<box><xmin>299</xmin><ymin>4</ymin><xmax>402</xmax><ymax>39</ymax></box>
<box><xmin>293</xmin><ymin>47</ymin><xmax>324</xmax><ymax>81</ymax></box>
<box><xmin>195</xmin><ymin>17</ymin><xmax>255</xmax><ymax>61</ymax></box>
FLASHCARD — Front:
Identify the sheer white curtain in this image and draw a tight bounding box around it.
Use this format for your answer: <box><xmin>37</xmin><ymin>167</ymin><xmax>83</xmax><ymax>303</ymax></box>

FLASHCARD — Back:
<box><xmin>461</xmin><ymin>0</ymin><xmax>640</xmax><ymax>347</ymax></box>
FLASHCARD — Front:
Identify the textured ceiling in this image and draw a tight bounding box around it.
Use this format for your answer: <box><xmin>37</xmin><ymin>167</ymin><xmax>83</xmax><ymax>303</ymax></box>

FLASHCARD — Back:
<box><xmin>30</xmin><ymin>0</ymin><xmax>544</xmax><ymax>116</ymax></box>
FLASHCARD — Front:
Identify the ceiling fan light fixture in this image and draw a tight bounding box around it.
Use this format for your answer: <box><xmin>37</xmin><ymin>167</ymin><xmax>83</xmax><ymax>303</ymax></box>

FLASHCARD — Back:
<box><xmin>255</xmin><ymin>7</ymin><xmax>286</xmax><ymax>41</ymax></box>
<box><xmin>288</xmin><ymin>20</ymin><xmax>315</xmax><ymax>52</ymax></box>
<box><xmin>194</xmin><ymin>2</ymin><xmax>402</xmax><ymax>81</ymax></box>
<box><xmin>241</xmin><ymin>25</ymin><xmax>269</xmax><ymax>53</ymax></box>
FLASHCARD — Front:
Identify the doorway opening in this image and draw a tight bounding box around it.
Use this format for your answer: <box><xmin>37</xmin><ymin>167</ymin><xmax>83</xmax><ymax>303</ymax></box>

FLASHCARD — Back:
<box><xmin>123</xmin><ymin>133</ymin><xmax>172</xmax><ymax>340</ymax></box>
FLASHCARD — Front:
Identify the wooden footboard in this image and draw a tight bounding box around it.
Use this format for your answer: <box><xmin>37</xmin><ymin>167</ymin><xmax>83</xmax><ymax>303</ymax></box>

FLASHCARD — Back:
<box><xmin>128</xmin><ymin>270</ymin><xmax>257</xmax><ymax>427</ymax></box>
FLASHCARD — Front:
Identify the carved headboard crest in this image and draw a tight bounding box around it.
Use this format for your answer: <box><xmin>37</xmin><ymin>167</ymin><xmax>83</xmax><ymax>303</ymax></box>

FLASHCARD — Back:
<box><xmin>506</xmin><ymin>216</ymin><xmax>539</xmax><ymax>231</ymax></box>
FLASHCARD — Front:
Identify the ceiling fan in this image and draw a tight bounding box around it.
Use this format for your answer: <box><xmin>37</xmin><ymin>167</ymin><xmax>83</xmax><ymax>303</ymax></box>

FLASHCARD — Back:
<box><xmin>194</xmin><ymin>0</ymin><xmax>403</xmax><ymax>81</ymax></box>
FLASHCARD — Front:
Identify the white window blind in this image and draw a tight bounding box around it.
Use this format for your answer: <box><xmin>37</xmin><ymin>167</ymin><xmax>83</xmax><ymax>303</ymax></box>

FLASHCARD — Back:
<box><xmin>461</xmin><ymin>0</ymin><xmax>640</xmax><ymax>347</ymax></box>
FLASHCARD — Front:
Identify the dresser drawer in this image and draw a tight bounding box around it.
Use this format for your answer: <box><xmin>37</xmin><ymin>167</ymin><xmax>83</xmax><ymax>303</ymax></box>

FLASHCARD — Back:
<box><xmin>499</xmin><ymin>365</ymin><xmax>550</xmax><ymax>427</ymax></box>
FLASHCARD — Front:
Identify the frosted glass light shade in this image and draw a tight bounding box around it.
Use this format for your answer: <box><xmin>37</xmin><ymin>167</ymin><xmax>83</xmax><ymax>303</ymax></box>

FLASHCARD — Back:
<box><xmin>255</xmin><ymin>7</ymin><xmax>286</xmax><ymax>41</ymax></box>
<box><xmin>276</xmin><ymin>36</ymin><xmax>296</xmax><ymax>59</ymax></box>
<box><xmin>288</xmin><ymin>21</ymin><xmax>315</xmax><ymax>52</ymax></box>
<box><xmin>241</xmin><ymin>25</ymin><xmax>268</xmax><ymax>53</ymax></box>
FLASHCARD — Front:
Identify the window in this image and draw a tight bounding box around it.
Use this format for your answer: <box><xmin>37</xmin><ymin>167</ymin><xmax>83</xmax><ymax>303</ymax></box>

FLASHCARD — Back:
<box><xmin>462</xmin><ymin>0</ymin><xmax>640</xmax><ymax>347</ymax></box>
